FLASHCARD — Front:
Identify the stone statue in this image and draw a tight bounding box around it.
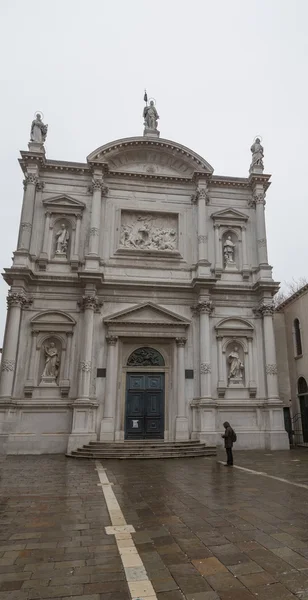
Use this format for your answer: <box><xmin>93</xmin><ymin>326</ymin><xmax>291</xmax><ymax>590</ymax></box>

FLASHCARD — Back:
<box><xmin>224</xmin><ymin>236</ymin><xmax>235</xmax><ymax>265</ymax></box>
<box><xmin>30</xmin><ymin>113</ymin><xmax>48</xmax><ymax>144</ymax></box>
<box><xmin>228</xmin><ymin>346</ymin><xmax>244</xmax><ymax>381</ymax></box>
<box><xmin>250</xmin><ymin>138</ymin><xmax>264</xmax><ymax>170</ymax></box>
<box><xmin>55</xmin><ymin>224</ymin><xmax>69</xmax><ymax>255</ymax></box>
<box><xmin>41</xmin><ymin>342</ymin><xmax>60</xmax><ymax>380</ymax></box>
<box><xmin>143</xmin><ymin>100</ymin><xmax>159</xmax><ymax>131</ymax></box>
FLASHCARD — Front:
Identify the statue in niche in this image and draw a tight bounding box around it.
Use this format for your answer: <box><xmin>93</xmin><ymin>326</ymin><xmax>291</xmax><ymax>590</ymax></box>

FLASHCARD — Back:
<box><xmin>143</xmin><ymin>100</ymin><xmax>159</xmax><ymax>131</ymax></box>
<box><xmin>228</xmin><ymin>346</ymin><xmax>244</xmax><ymax>381</ymax></box>
<box><xmin>223</xmin><ymin>235</ymin><xmax>235</xmax><ymax>265</ymax></box>
<box><xmin>41</xmin><ymin>342</ymin><xmax>60</xmax><ymax>380</ymax></box>
<box><xmin>30</xmin><ymin>113</ymin><xmax>48</xmax><ymax>144</ymax></box>
<box><xmin>250</xmin><ymin>137</ymin><xmax>264</xmax><ymax>170</ymax></box>
<box><xmin>55</xmin><ymin>223</ymin><xmax>69</xmax><ymax>256</ymax></box>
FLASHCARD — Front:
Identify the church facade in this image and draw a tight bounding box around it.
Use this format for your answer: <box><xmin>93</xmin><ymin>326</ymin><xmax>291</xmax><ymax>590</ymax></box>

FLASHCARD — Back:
<box><xmin>0</xmin><ymin>107</ymin><xmax>289</xmax><ymax>453</ymax></box>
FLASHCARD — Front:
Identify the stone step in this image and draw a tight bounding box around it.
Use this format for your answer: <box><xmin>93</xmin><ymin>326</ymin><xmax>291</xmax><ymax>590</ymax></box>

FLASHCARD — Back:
<box><xmin>68</xmin><ymin>450</ymin><xmax>216</xmax><ymax>459</ymax></box>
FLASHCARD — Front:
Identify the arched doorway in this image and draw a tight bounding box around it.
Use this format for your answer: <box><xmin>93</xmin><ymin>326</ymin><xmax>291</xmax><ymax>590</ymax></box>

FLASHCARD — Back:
<box><xmin>125</xmin><ymin>347</ymin><xmax>165</xmax><ymax>440</ymax></box>
<box><xmin>298</xmin><ymin>377</ymin><xmax>308</xmax><ymax>443</ymax></box>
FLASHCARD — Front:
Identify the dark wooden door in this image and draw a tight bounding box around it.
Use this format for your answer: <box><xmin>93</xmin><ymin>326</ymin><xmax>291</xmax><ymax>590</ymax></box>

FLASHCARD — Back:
<box><xmin>125</xmin><ymin>373</ymin><xmax>164</xmax><ymax>439</ymax></box>
<box><xmin>300</xmin><ymin>396</ymin><xmax>308</xmax><ymax>443</ymax></box>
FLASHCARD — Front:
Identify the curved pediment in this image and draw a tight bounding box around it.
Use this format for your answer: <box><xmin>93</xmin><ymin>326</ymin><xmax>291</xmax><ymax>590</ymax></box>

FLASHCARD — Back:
<box><xmin>87</xmin><ymin>137</ymin><xmax>213</xmax><ymax>179</ymax></box>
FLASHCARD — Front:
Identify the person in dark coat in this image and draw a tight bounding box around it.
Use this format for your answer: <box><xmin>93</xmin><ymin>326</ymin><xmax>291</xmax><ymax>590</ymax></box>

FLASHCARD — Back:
<box><xmin>222</xmin><ymin>421</ymin><xmax>234</xmax><ymax>466</ymax></box>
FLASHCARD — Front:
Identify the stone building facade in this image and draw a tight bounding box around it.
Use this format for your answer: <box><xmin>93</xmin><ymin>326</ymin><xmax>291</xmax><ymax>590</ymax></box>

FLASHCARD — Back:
<box><xmin>275</xmin><ymin>285</ymin><xmax>308</xmax><ymax>443</ymax></box>
<box><xmin>0</xmin><ymin>111</ymin><xmax>289</xmax><ymax>453</ymax></box>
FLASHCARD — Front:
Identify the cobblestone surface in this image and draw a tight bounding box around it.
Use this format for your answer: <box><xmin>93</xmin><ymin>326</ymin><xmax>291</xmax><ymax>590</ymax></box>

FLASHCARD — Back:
<box><xmin>1</xmin><ymin>450</ymin><xmax>308</xmax><ymax>599</ymax></box>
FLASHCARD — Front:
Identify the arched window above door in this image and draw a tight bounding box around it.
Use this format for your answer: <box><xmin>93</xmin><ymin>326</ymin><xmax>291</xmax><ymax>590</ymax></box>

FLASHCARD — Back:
<box><xmin>127</xmin><ymin>347</ymin><xmax>165</xmax><ymax>367</ymax></box>
<box><xmin>294</xmin><ymin>318</ymin><xmax>303</xmax><ymax>356</ymax></box>
<box><xmin>298</xmin><ymin>377</ymin><xmax>307</xmax><ymax>395</ymax></box>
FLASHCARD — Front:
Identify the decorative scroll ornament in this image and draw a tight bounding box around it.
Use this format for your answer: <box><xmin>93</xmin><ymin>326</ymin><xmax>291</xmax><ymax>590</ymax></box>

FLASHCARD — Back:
<box><xmin>200</xmin><ymin>362</ymin><xmax>211</xmax><ymax>374</ymax></box>
<box><xmin>1</xmin><ymin>359</ymin><xmax>16</xmax><ymax>372</ymax></box>
<box><xmin>257</xmin><ymin>238</ymin><xmax>267</xmax><ymax>247</ymax></box>
<box><xmin>191</xmin><ymin>300</ymin><xmax>213</xmax><ymax>315</ymax></box>
<box><xmin>80</xmin><ymin>361</ymin><xmax>92</xmax><ymax>372</ymax></box>
<box><xmin>89</xmin><ymin>227</ymin><xmax>99</xmax><ymax>237</ymax></box>
<box><xmin>20</xmin><ymin>222</ymin><xmax>32</xmax><ymax>232</ymax></box>
<box><xmin>127</xmin><ymin>347</ymin><xmax>165</xmax><ymax>366</ymax></box>
<box><xmin>266</xmin><ymin>363</ymin><xmax>277</xmax><ymax>375</ymax></box>
<box><xmin>78</xmin><ymin>295</ymin><xmax>102</xmax><ymax>312</ymax></box>
<box><xmin>198</xmin><ymin>235</ymin><xmax>208</xmax><ymax>244</ymax></box>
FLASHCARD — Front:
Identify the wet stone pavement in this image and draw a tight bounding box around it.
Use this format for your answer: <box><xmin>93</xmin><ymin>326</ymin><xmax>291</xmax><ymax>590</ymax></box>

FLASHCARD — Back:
<box><xmin>1</xmin><ymin>451</ymin><xmax>308</xmax><ymax>600</ymax></box>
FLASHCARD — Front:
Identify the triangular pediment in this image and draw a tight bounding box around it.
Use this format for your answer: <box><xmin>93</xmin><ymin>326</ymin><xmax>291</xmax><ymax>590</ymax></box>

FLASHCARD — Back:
<box><xmin>43</xmin><ymin>195</ymin><xmax>85</xmax><ymax>209</ymax></box>
<box><xmin>104</xmin><ymin>302</ymin><xmax>190</xmax><ymax>326</ymax></box>
<box><xmin>211</xmin><ymin>208</ymin><xmax>248</xmax><ymax>221</ymax></box>
<box><xmin>87</xmin><ymin>137</ymin><xmax>214</xmax><ymax>179</ymax></box>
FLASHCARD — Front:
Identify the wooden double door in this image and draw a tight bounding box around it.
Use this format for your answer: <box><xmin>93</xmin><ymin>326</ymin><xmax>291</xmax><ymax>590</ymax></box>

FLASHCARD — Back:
<box><xmin>125</xmin><ymin>372</ymin><xmax>164</xmax><ymax>439</ymax></box>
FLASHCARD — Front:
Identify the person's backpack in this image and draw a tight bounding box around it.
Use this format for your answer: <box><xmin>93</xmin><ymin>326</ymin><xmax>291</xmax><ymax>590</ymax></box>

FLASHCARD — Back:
<box><xmin>231</xmin><ymin>429</ymin><xmax>237</xmax><ymax>443</ymax></box>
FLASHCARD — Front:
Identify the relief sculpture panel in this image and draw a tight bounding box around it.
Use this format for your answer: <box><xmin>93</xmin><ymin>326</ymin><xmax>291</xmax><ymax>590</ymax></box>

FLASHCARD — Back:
<box><xmin>120</xmin><ymin>211</ymin><xmax>178</xmax><ymax>252</ymax></box>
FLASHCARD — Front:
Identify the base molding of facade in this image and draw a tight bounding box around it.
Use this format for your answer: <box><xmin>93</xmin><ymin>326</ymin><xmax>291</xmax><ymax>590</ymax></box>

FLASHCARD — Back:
<box><xmin>100</xmin><ymin>417</ymin><xmax>115</xmax><ymax>441</ymax></box>
<box><xmin>175</xmin><ymin>416</ymin><xmax>189</xmax><ymax>440</ymax></box>
<box><xmin>67</xmin><ymin>432</ymin><xmax>97</xmax><ymax>454</ymax></box>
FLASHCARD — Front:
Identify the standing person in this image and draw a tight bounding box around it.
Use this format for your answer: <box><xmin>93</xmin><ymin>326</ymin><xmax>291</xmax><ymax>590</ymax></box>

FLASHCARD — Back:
<box><xmin>222</xmin><ymin>421</ymin><xmax>236</xmax><ymax>466</ymax></box>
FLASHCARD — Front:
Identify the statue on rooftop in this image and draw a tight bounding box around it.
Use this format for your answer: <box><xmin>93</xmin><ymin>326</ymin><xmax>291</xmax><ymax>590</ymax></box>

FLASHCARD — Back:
<box><xmin>250</xmin><ymin>137</ymin><xmax>264</xmax><ymax>171</ymax></box>
<box><xmin>30</xmin><ymin>113</ymin><xmax>48</xmax><ymax>144</ymax></box>
<box><xmin>143</xmin><ymin>91</ymin><xmax>159</xmax><ymax>131</ymax></box>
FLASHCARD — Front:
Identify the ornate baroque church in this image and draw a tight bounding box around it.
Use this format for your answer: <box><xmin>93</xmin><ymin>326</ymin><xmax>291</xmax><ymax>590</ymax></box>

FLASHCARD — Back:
<box><xmin>0</xmin><ymin>102</ymin><xmax>289</xmax><ymax>453</ymax></box>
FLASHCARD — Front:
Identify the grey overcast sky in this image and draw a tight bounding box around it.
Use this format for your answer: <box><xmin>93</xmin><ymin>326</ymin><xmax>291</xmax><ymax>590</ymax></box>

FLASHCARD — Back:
<box><xmin>0</xmin><ymin>0</ymin><xmax>307</xmax><ymax>341</ymax></box>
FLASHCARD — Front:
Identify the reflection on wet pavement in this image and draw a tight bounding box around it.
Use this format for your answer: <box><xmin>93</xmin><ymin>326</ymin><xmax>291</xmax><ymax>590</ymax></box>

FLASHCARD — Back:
<box><xmin>0</xmin><ymin>450</ymin><xmax>308</xmax><ymax>599</ymax></box>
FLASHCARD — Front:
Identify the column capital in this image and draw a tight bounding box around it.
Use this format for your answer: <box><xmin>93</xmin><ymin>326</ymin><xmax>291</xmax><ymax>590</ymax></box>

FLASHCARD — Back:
<box><xmin>175</xmin><ymin>337</ymin><xmax>187</xmax><ymax>347</ymax></box>
<box><xmin>191</xmin><ymin>300</ymin><xmax>214</xmax><ymax>315</ymax></box>
<box><xmin>255</xmin><ymin>301</ymin><xmax>275</xmax><ymax>317</ymax></box>
<box><xmin>88</xmin><ymin>179</ymin><xmax>108</xmax><ymax>195</ymax></box>
<box><xmin>249</xmin><ymin>192</ymin><xmax>266</xmax><ymax>208</ymax></box>
<box><xmin>106</xmin><ymin>335</ymin><xmax>118</xmax><ymax>346</ymax></box>
<box><xmin>78</xmin><ymin>295</ymin><xmax>102</xmax><ymax>312</ymax></box>
<box><xmin>7</xmin><ymin>292</ymin><xmax>32</xmax><ymax>309</ymax></box>
<box><xmin>191</xmin><ymin>187</ymin><xmax>209</xmax><ymax>205</ymax></box>
<box><xmin>23</xmin><ymin>175</ymin><xmax>43</xmax><ymax>190</ymax></box>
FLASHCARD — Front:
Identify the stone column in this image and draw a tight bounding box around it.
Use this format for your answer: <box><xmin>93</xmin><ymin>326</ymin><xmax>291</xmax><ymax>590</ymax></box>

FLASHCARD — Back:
<box><xmin>196</xmin><ymin>300</ymin><xmax>213</xmax><ymax>400</ymax></box>
<box><xmin>100</xmin><ymin>335</ymin><xmax>118</xmax><ymax>441</ymax></box>
<box><xmin>214</xmin><ymin>224</ymin><xmax>222</xmax><ymax>272</ymax></box>
<box><xmin>26</xmin><ymin>329</ymin><xmax>39</xmax><ymax>385</ymax></box>
<box><xmin>0</xmin><ymin>293</ymin><xmax>28</xmax><ymax>400</ymax></box>
<box><xmin>41</xmin><ymin>211</ymin><xmax>51</xmax><ymax>256</ymax></box>
<box><xmin>74</xmin><ymin>214</ymin><xmax>82</xmax><ymax>256</ymax></box>
<box><xmin>63</xmin><ymin>332</ymin><xmax>73</xmax><ymax>382</ymax></box>
<box><xmin>86</xmin><ymin>173</ymin><xmax>107</xmax><ymax>270</ymax></box>
<box><xmin>77</xmin><ymin>295</ymin><xmax>98</xmax><ymax>401</ymax></box>
<box><xmin>192</xmin><ymin>180</ymin><xmax>210</xmax><ymax>276</ymax></box>
<box><xmin>217</xmin><ymin>335</ymin><xmax>225</xmax><ymax>390</ymax></box>
<box><xmin>254</xmin><ymin>191</ymin><xmax>268</xmax><ymax>265</ymax></box>
<box><xmin>175</xmin><ymin>337</ymin><xmax>189</xmax><ymax>440</ymax></box>
<box><xmin>260</xmin><ymin>304</ymin><xmax>279</xmax><ymax>401</ymax></box>
<box><xmin>17</xmin><ymin>174</ymin><xmax>39</xmax><ymax>251</ymax></box>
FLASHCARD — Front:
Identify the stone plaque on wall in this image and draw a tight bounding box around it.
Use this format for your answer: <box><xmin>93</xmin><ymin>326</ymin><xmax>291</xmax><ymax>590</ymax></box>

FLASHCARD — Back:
<box><xmin>119</xmin><ymin>211</ymin><xmax>178</xmax><ymax>253</ymax></box>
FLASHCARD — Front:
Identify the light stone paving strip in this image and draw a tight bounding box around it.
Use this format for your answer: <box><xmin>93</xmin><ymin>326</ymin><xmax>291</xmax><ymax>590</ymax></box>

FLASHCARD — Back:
<box><xmin>95</xmin><ymin>460</ymin><xmax>158</xmax><ymax>600</ymax></box>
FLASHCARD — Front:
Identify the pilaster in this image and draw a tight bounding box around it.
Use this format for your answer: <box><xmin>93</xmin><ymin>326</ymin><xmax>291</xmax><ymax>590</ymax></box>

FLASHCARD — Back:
<box><xmin>175</xmin><ymin>337</ymin><xmax>189</xmax><ymax>440</ymax></box>
<box><xmin>85</xmin><ymin>170</ymin><xmax>108</xmax><ymax>271</ymax></box>
<box><xmin>100</xmin><ymin>335</ymin><xmax>118</xmax><ymax>441</ymax></box>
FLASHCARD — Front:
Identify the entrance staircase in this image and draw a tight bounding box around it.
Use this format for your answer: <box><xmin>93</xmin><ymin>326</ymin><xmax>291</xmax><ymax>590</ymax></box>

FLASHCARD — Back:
<box><xmin>68</xmin><ymin>440</ymin><xmax>217</xmax><ymax>460</ymax></box>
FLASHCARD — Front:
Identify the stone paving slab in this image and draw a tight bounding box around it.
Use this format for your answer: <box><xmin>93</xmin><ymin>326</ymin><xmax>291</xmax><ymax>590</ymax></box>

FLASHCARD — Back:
<box><xmin>1</xmin><ymin>450</ymin><xmax>308</xmax><ymax>599</ymax></box>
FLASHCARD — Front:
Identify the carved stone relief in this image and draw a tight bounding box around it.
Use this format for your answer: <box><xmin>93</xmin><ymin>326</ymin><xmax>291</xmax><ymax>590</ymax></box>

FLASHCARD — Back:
<box><xmin>120</xmin><ymin>211</ymin><xmax>178</xmax><ymax>252</ymax></box>
<box><xmin>127</xmin><ymin>347</ymin><xmax>165</xmax><ymax>367</ymax></box>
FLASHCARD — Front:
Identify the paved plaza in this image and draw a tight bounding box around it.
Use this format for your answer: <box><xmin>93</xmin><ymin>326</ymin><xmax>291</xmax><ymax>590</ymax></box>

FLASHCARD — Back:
<box><xmin>1</xmin><ymin>451</ymin><xmax>308</xmax><ymax>599</ymax></box>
